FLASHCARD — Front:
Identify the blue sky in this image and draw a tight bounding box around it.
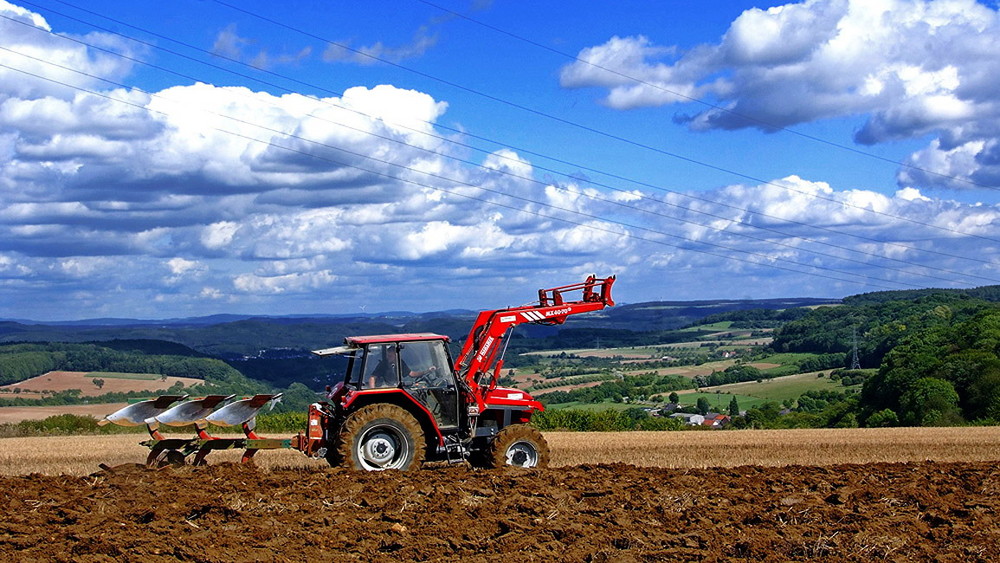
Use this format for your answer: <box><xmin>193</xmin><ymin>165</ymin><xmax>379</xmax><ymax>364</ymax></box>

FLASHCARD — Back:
<box><xmin>2</xmin><ymin>0</ymin><xmax>1000</xmax><ymax>320</ymax></box>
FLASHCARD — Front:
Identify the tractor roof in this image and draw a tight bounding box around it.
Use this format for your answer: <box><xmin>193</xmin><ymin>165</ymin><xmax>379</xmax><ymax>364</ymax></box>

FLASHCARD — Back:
<box><xmin>312</xmin><ymin>333</ymin><xmax>450</xmax><ymax>356</ymax></box>
<box><xmin>345</xmin><ymin>333</ymin><xmax>450</xmax><ymax>346</ymax></box>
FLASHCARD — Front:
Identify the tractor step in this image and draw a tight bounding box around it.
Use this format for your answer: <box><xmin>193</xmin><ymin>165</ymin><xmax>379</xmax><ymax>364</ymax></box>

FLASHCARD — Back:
<box><xmin>441</xmin><ymin>435</ymin><xmax>466</xmax><ymax>464</ymax></box>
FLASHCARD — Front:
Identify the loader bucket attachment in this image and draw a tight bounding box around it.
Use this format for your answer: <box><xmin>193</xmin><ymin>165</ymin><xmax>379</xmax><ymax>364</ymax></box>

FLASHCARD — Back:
<box><xmin>98</xmin><ymin>395</ymin><xmax>188</xmax><ymax>427</ymax></box>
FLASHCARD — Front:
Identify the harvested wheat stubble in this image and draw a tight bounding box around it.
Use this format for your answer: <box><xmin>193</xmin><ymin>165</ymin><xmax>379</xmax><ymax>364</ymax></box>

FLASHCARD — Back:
<box><xmin>546</xmin><ymin>426</ymin><xmax>1000</xmax><ymax>468</ymax></box>
<box><xmin>1</xmin><ymin>461</ymin><xmax>998</xmax><ymax>562</ymax></box>
<box><xmin>2</xmin><ymin>426</ymin><xmax>1000</xmax><ymax>476</ymax></box>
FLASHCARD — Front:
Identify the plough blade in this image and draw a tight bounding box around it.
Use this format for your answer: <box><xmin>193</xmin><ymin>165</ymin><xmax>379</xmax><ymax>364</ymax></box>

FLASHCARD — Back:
<box><xmin>140</xmin><ymin>437</ymin><xmax>294</xmax><ymax>467</ymax></box>
<box><xmin>97</xmin><ymin>395</ymin><xmax>188</xmax><ymax>426</ymax></box>
<box><xmin>155</xmin><ymin>394</ymin><xmax>235</xmax><ymax>426</ymax></box>
<box><xmin>205</xmin><ymin>393</ymin><xmax>283</xmax><ymax>427</ymax></box>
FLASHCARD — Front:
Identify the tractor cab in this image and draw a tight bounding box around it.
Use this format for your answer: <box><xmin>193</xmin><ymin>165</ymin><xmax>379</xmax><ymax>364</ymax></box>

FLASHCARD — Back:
<box><xmin>318</xmin><ymin>333</ymin><xmax>461</xmax><ymax>431</ymax></box>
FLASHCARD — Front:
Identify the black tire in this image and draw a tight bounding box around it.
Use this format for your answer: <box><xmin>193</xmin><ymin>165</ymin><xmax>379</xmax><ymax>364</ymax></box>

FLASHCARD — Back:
<box><xmin>487</xmin><ymin>424</ymin><xmax>550</xmax><ymax>468</ymax></box>
<box><xmin>324</xmin><ymin>440</ymin><xmax>344</xmax><ymax>468</ymax></box>
<box><xmin>337</xmin><ymin>405</ymin><xmax>425</xmax><ymax>471</ymax></box>
<box><xmin>467</xmin><ymin>450</ymin><xmax>490</xmax><ymax>469</ymax></box>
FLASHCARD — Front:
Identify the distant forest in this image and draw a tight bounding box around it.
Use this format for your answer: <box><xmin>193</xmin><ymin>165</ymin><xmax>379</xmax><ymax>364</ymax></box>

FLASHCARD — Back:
<box><xmin>3</xmin><ymin>287</ymin><xmax>1000</xmax><ymax>426</ymax></box>
<box><xmin>771</xmin><ymin>289</ymin><xmax>1000</xmax><ymax>426</ymax></box>
<box><xmin>0</xmin><ymin>341</ymin><xmax>234</xmax><ymax>387</ymax></box>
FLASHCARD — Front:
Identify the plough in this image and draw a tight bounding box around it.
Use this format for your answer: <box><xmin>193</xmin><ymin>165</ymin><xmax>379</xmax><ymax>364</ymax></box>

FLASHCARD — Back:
<box><xmin>99</xmin><ymin>393</ymin><xmax>289</xmax><ymax>467</ymax></box>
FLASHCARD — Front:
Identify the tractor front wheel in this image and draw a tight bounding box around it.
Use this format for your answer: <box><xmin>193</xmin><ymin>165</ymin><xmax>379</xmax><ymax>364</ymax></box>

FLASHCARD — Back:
<box><xmin>487</xmin><ymin>424</ymin><xmax>550</xmax><ymax>468</ymax></box>
<box><xmin>337</xmin><ymin>405</ymin><xmax>425</xmax><ymax>471</ymax></box>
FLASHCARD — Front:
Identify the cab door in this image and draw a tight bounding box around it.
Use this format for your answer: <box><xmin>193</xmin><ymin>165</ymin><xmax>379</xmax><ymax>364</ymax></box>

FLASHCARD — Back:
<box><xmin>398</xmin><ymin>340</ymin><xmax>459</xmax><ymax>428</ymax></box>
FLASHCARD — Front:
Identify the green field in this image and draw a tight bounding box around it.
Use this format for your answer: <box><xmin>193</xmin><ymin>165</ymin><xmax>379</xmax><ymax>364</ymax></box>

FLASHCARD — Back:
<box><xmin>525</xmin><ymin>373</ymin><xmax>615</xmax><ymax>392</ymax></box>
<box><xmin>704</xmin><ymin>371</ymin><xmax>857</xmax><ymax>403</ymax></box>
<box><xmin>546</xmin><ymin>392</ymin><xmax>768</xmax><ymax>413</ymax></box>
<box><xmin>85</xmin><ymin>372</ymin><xmax>162</xmax><ymax>380</ymax></box>
<box><xmin>756</xmin><ymin>353</ymin><xmax>818</xmax><ymax>366</ymax></box>
<box><xmin>542</xmin><ymin>370</ymin><xmax>855</xmax><ymax>415</ymax></box>
<box><xmin>674</xmin><ymin>391</ymin><xmax>768</xmax><ymax>410</ymax></box>
<box><xmin>545</xmin><ymin>401</ymin><xmax>646</xmax><ymax>412</ymax></box>
<box><xmin>678</xmin><ymin>321</ymin><xmax>733</xmax><ymax>331</ymax></box>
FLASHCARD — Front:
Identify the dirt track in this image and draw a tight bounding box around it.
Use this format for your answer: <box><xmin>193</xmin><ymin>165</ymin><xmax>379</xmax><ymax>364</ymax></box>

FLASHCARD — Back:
<box><xmin>2</xmin><ymin>461</ymin><xmax>998</xmax><ymax>561</ymax></box>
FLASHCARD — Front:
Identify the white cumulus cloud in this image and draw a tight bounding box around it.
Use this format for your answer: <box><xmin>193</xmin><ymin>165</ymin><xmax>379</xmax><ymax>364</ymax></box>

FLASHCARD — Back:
<box><xmin>560</xmin><ymin>0</ymin><xmax>1000</xmax><ymax>190</ymax></box>
<box><xmin>0</xmin><ymin>1</ymin><xmax>997</xmax><ymax>319</ymax></box>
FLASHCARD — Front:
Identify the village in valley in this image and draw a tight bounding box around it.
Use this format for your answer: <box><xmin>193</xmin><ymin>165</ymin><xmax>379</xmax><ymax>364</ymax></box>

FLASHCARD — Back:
<box><xmin>502</xmin><ymin>318</ymin><xmax>868</xmax><ymax>431</ymax></box>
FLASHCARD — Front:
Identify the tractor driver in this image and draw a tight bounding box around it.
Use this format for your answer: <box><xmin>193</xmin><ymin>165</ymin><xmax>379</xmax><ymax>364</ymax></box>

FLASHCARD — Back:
<box><xmin>403</xmin><ymin>364</ymin><xmax>438</xmax><ymax>387</ymax></box>
<box><xmin>364</xmin><ymin>345</ymin><xmax>399</xmax><ymax>389</ymax></box>
<box><xmin>399</xmin><ymin>344</ymin><xmax>447</xmax><ymax>388</ymax></box>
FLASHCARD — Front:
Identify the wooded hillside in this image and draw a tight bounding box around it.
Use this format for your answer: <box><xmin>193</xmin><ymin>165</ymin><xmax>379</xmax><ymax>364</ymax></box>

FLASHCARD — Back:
<box><xmin>771</xmin><ymin>290</ymin><xmax>1000</xmax><ymax>426</ymax></box>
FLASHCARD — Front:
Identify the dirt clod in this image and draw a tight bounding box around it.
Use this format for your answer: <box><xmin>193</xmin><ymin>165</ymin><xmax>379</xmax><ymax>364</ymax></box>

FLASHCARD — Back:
<box><xmin>1</xmin><ymin>461</ymin><xmax>998</xmax><ymax>561</ymax></box>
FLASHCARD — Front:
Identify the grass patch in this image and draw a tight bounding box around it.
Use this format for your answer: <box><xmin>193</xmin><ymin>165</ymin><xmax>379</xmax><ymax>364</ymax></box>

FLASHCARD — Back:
<box><xmin>545</xmin><ymin>401</ymin><xmax>645</xmax><ymax>412</ymax></box>
<box><xmin>674</xmin><ymin>392</ymin><xmax>768</xmax><ymax>411</ymax></box>
<box><xmin>705</xmin><ymin>372</ymin><xmax>857</xmax><ymax>403</ymax></box>
<box><xmin>84</xmin><ymin>372</ymin><xmax>162</xmax><ymax>380</ymax></box>
<box><xmin>756</xmin><ymin>353</ymin><xmax>820</xmax><ymax>366</ymax></box>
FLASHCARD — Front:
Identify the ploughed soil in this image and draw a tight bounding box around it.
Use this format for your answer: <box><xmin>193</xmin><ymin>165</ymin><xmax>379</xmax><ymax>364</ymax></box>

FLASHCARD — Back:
<box><xmin>2</xmin><ymin>461</ymin><xmax>998</xmax><ymax>562</ymax></box>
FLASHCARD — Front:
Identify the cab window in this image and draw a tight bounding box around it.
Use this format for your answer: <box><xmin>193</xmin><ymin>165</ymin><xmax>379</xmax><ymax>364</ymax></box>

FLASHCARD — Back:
<box><xmin>361</xmin><ymin>344</ymin><xmax>400</xmax><ymax>389</ymax></box>
<box><xmin>399</xmin><ymin>340</ymin><xmax>452</xmax><ymax>387</ymax></box>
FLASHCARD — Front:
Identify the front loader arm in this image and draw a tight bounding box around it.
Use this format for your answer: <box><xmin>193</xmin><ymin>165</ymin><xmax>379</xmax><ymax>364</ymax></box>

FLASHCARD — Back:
<box><xmin>454</xmin><ymin>275</ymin><xmax>615</xmax><ymax>415</ymax></box>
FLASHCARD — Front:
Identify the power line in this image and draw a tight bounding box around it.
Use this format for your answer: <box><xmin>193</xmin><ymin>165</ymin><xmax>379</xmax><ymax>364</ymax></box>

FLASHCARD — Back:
<box><xmin>414</xmin><ymin>0</ymin><xmax>998</xmax><ymax>192</ymax></box>
<box><xmin>0</xmin><ymin>60</ymin><xmax>917</xmax><ymax>292</ymax></box>
<box><xmin>4</xmin><ymin>8</ymin><xmax>998</xmax><ymax>287</ymax></box>
<box><xmin>2</xmin><ymin>33</ymin><xmax>996</xmax><ymax>289</ymax></box>
<box><xmin>16</xmin><ymin>0</ymin><xmax>1000</xmax><ymax>263</ymax></box>
<box><xmin>0</xmin><ymin>45</ymin><xmax>1000</xmax><ymax>290</ymax></box>
<box><xmin>850</xmin><ymin>325</ymin><xmax>862</xmax><ymax>370</ymax></box>
<box><xmin>199</xmin><ymin>0</ymin><xmax>1000</xmax><ymax>245</ymax></box>
<box><xmin>7</xmin><ymin>4</ymin><xmax>997</xmax><ymax>278</ymax></box>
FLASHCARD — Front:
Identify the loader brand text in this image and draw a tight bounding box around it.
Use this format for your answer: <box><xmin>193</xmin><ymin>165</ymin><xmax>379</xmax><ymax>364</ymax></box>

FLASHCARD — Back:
<box><xmin>475</xmin><ymin>336</ymin><xmax>495</xmax><ymax>362</ymax></box>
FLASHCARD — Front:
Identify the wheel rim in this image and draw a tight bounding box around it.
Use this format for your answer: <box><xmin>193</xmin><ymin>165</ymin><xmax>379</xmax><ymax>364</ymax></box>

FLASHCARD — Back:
<box><xmin>504</xmin><ymin>441</ymin><xmax>539</xmax><ymax>467</ymax></box>
<box><xmin>358</xmin><ymin>427</ymin><xmax>408</xmax><ymax>470</ymax></box>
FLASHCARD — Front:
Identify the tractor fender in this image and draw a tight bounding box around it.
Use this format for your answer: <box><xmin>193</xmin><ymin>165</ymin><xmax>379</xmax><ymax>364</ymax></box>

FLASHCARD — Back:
<box><xmin>340</xmin><ymin>389</ymin><xmax>445</xmax><ymax>449</ymax></box>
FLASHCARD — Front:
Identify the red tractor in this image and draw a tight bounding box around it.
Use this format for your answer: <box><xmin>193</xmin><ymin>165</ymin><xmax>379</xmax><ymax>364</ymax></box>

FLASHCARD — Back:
<box><xmin>100</xmin><ymin>276</ymin><xmax>615</xmax><ymax>471</ymax></box>
<box><xmin>296</xmin><ymin>275</ymin><xmax>616</xmax><ymax>470</ymax></box>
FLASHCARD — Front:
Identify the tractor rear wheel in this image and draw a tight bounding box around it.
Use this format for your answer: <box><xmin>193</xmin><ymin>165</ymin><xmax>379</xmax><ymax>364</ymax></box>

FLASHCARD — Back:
<box><xmin>323</xmin><ymin>439</ymin><xmax>344</xmax><ymax>468</ymax></box>
<box><xmin>337</xmin><ymin>404</ymin><xmax>425</xmax><ymax>471</ymax></box>
<box><xmin>487</xmin><ymin>424</ymin><xmax>550</xmax><ymax>468</ymax></box>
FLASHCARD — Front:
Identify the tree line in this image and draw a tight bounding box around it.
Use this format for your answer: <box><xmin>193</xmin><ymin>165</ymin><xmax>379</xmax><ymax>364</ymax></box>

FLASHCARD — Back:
<box><xmin>768</xmin><ymin>292</ymin><xmax>1000</xmax><ymax>427</ymax></box>
<box><xmin>532</xmin><ymin>407</ymin><xmax>684</xmax><ymax>431</ymax></box>
<box><xmin>0</xmin><ymin>342</ymin><xmax>240</xmax><ymax>386</ymax></box>
<box><xmin>537</xmin><ymin>373</ymin><xmax>691</xmax><ymax>405</ymax></box>
<box><xmin>691</xmin><ymin>307</ymin><xmax>813</xmax><ymax>329</ymax></box>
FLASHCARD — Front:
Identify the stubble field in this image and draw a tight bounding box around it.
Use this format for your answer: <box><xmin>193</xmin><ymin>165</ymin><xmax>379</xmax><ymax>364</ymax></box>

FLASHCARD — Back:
<box><xmin>0</xmin><ymin>371</ymin><xmax>201</xmax><ymax>400</ymax></box>
<box><xmin>2</xmin><ymin>427</ymin><xmax>999</xmax><ymax>561</ymax></box>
